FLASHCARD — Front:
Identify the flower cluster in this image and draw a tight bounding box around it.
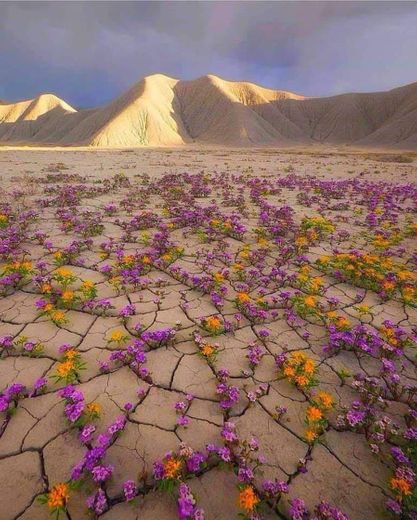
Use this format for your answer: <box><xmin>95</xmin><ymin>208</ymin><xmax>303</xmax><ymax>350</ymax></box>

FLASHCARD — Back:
<box><xmin>52</xmin><ymin>345</ymin><xmax>86</xmax><ymax>384</ymax></box>
<box><xmin>276</xmin><ymin>351</ymin><xmax>318</xmax><ymax>390</ymax></box>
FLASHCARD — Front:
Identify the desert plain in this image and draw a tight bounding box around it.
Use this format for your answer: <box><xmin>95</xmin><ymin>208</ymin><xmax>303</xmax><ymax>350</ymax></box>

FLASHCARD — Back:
<box><xmin>0</xmin><ymin>145</ymin><xmax>416</xmax><ymax>520</ymax></box>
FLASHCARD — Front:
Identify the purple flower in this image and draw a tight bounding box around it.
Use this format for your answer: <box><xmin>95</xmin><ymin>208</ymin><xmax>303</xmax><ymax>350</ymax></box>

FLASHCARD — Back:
<box><xmin>237</xmin><ymin>465</ymin><xmax>254</xmax><ymax>483</ymax></box>
<box><xmin>218</xmin><ymin>447</ymin><xmax>232</xmax><ymax>462</ymax></box>
<box><xmin>107</xmin><ymin>415</ymin><xmax>126</xmax><ymax>435</ymax></box>
<box><xmin>0</xmin><ymin>395</ymin><xmax>9</xmax><ymax>412</ymax></box>
<box><xmin>65</xmin><ymin>401</ymin><xmax>85</xmax><ymax>423</ymax></box>
<box><xmin>7</xmin><ymin>383</ymin><xmax>26</xmax><ymax>398</ymax></box>
<box><xmin>91</xmin><ymin>464</ymin><xmax>114</xmax><ymax>482</ymax></box>
<box><xmin>175</xmin><ymin>401</ymin><xmax>187</xmax><ymax>412</ymax></box>
<box><xmin>404</xmin><ymin>427</ymin><xmax>417</xmax><ymax>440</ymax></box>
<box><xmin>186</xmin><ymin>452</ymin><xmax>205</xmax><ymax>473</ymax></box>
<box><xmin>177</xmin><ymin>415</ymin><xmax>189</xmax><ymax>427</ymax></box>
<box><xmin>289</xmin><ymin>497</ymin><xmax>308</xmax><ymax>520</ymax></box>
<box><xmin>391</xmin><ymin>447</ymin><xmax>410</xmax><ymax>465</ymax></box>
<box><xmin>119</xmin><ymin>304</ymin><xmax>136</xmax><ymax>318</ymax></box>
<box><xmin>87</xmin><ymin>488</ymin><xmax>107</xmax><ymax>515</ymax></box>
<box><xmin>262</xmin><ymin>479</ymin><xmax>289</xmax><ymax>496</ymax></box>
<box><xmin>71</xmin><ymin>454</ymin><xmax>86</xmax><ymax>478</ymax></box>
<box><xmin>79</xmin><ymin>424</ymin><xmax>96</xmax><ymax>444</ymax></box>
<box><xmin>386</xmin><ymin>498</ymin><xmax>402</xmax><ymax>515</ymax></box>
<box><xmin>153</xmin><ymin>461</ymin><xmax>164</xmax><ymax>480</ymax></box>
<box><xmin>123</xmin><ymin>479</ymin><xmax>137</xmax><ymax>501</ymax></box>
<box><xmin>346</xmin><ymin>409</ymin><xmax>366</xmax><ymax>427</ymax></box>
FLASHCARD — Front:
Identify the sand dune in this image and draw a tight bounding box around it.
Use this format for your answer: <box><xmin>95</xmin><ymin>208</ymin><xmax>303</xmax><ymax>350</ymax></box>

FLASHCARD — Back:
<box><xmin>1</xmin><ymin>74</ymin><xmax>417</xmax><ymax>148</ymax></box>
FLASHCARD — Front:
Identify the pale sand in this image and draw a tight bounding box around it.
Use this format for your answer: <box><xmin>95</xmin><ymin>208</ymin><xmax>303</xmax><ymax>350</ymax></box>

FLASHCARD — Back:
<box><xmin>0</xmin><ymin>147</ymin><xmax>415</xmax><ymax>519</ymax></box>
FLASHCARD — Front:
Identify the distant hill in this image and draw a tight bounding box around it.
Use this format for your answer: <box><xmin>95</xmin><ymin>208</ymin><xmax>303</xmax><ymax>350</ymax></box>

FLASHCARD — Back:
<box><xmin>1</xmin><ymin>74</ymin><xmax>417</xmax><ymax>148</ymax></box>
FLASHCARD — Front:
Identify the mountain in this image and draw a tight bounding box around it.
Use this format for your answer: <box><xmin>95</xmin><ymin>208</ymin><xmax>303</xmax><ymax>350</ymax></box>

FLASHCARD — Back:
<box><xmin>1</xmin><ymin>75</ymin><xmax>417</xmax><ymax>148</ymax></box>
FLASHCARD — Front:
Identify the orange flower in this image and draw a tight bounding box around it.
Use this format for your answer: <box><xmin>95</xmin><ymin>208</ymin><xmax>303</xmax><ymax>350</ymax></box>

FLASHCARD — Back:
<box><xmin>64</xmin><ymin>349</ymin><xmax>77</xmax><ymax>360</ymax></box>
<box><xmin>304</xmin><ymin>295</ymin><xmax>317</xmax><ymax>307</ymax></box>
<box><xmin>237</xmin><ymin>292</ymin><xmax>250</xmax><ymax>303</ymax></box>
<box><xmin>238</xmin><ymin>485</ymin><xmax>260</xmax><ymax>511</ymax></box>
<box><xmin>163</xmin><ymin>457</ymin><xmax>182</xmax><ymax>479</ymax></box>
<box><xmin>201</xmin><ymin>345</ymin><xmax>215</xmax><ymax>357</ymax></box>
<box><xmin>306</xmin><ymin>406</ymin><xmax>323</xmax><ymax>422</ymax></box>
<box><xmin>57</xmin><ymin>360</ymin><xmax>74</xmax><ymax>378</ymax></box>
<box><xmin>295</xmin><ymin>375</ymin><xmax>308</xmax><ymax>387</ymax></box>
<box><xmin>47</xmin><ymin>483</ymin><xmax>69</xmax><ymax>509</ymax></box>
<box><xmin>316</xmin><ymin>391</ymin><xmax>334</xmax><ymax>410</ymax></box>
<box><xmin>206</xmin><ymin>316</ymin><xmax>222</xmax><ymax>330</ymax></box>
<box><xmin>283</xmin><ymin>366</ymin><xmax>295</xmax><ymax>378</ymax></box>
<box><xmin>304</xmin><ymin>428</ymin><xmax>318</xmax><ymax>443</ymax></box>
<box><xmin>61</xmin><ymin>290</ymin><xmax>74</xmax><ymax>302</ymax></box>
<box><xmin>382</xmin><ymin>280</ymin><xmax>396</xmax><ymax>290</ymax></box>
<box><xmin>304</xmin><ymin>359</ymin><xmax>316</xmax><ymax>375</ymax></box>
<box><xmin>390</xmin><ymin>477</ymin><xmax>412</xmax><ymax>496</ymax></box>
<box><xmin>52</xmin><ymin>310</ymin><xmax>66</xmax><ymax>322</ymax></box>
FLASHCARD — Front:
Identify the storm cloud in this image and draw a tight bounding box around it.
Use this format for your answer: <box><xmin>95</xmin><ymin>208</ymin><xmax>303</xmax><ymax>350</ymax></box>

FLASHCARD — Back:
<box><xmin>0</xmin><ymin>1</ymin><xmax>416</xmax><ymax>107</ymax></box>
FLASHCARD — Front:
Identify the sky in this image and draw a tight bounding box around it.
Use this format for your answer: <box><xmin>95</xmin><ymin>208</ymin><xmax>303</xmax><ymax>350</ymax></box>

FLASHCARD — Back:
<box><xmin>1</xmin><ymin>1</ymin><xmax>417</xmax><ymax>108</ymax></box>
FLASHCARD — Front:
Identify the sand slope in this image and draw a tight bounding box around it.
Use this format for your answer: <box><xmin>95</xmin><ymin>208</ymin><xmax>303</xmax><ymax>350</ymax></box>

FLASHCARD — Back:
<box><xmin>1</xmin><ymin>75</ymin><xmax>417</xmax><ymax>148</ymax></box>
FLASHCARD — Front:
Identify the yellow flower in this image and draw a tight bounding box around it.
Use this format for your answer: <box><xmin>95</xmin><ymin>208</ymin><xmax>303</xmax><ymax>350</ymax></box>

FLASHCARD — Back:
<box><xmin>335</xmin><ymin>316</ymin><xmax>350</xmax><ymax>329</ymax></box>
<box><xmin>108</xmin><ymin>330</ymin><xmax>126</xmax><ymax>343</ymax></box>
<box><xmin>304</xmin><ymin>295</ymin><xmax>317</xmax><ymax>307</ymax></box>
<box><xmin>296</xmin><ymin>236</ymin><xmax>308</xmax><ymax>247</ymax></box>
<box><xmin>356</xmin><ymin>304</ymin><xmax>370</xmax><ymax>314</ymax></box>
<box><xmin>55</xmin><ymin>267</ymin><xmax>73</xmax><ymax>278</ymax></box>
<box><xmin>82</xmin><ymin>280</ymin><xmax>94</xmax><ymax>289</ymax></box>
<box><xmin>52</xmin><ymin>310</ymin><xmax>66</xmax><ymax>322</ymax></box>
<box><xmin>122</xmin><ymin>255</ymin><xmax>135</xmax><ymax>265</ymax></box>
<box><xmin>213</xmin><ymin>272</ymin><xmax>224</xmax><ymax>283</ymax></box>
<box><xmin>87</xmin><ymin>401</ymin><xmax>101</xmax><ymax>416</ymax></box>
<box><xmin>64</xmin><ymin>349</ymin><xmax>77</xmax><ymax>360</ymax></box>
<box><xmin>41</xmin><ymin>283</ymin><xmax>52</xmax><ymax>294</ymax></box>
<box><xmin>304</xmin><ymin>359</ymin><xmax>316</xmax><ymax>375</ymax></box>
<box><xmin>61</xmin><ymin>290</ymin><xmax>74</xmax><ymax>302</ymax></box>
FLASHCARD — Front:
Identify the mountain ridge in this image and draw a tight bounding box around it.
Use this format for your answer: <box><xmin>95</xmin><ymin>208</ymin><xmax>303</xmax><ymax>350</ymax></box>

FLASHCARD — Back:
<box><xmin>1</xmin><ymin>74</ymin><xmax>417</xmax><ymax>148</ymax></box>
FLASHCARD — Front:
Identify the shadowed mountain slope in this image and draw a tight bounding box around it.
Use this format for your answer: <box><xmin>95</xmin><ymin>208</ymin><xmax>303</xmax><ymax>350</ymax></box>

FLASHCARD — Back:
<box><xmin>1</xmin><ymin>75</ymin><xmax>417</xmax><ymax>148</ymax></box>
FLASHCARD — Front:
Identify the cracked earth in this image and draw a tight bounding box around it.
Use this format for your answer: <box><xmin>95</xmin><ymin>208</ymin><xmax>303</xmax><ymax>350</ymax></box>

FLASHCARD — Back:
<box><xmin>0</xmin><ymin>147</ymin><xmax>416</xmax><ymax>520</ymax></box>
